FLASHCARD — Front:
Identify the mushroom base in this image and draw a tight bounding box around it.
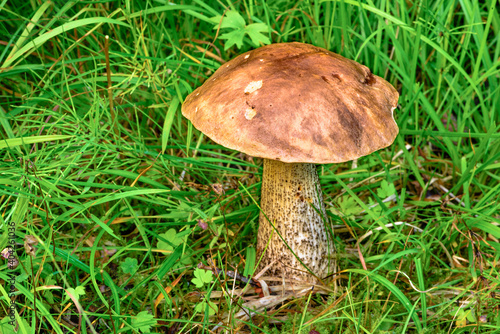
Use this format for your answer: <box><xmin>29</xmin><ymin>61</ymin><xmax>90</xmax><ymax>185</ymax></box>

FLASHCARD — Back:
<box><xmin>257</xmin><ymin>159</ymin><xmax>334</xmax><ymax>283</ymax></box>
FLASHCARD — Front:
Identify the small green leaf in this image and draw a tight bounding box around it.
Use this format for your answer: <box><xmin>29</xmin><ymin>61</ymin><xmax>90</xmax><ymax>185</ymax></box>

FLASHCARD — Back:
<box><xmin>131</xmin><ymin>311</ymin><xmax>156</xmax><ymax>333</ymax></box>
<box><xmin>194</xmin><ymin>300</ymin><xmax>218</xmax><ymax>316</ymax></box>
<box><xmin>158</xmin><ymin>228</ymin><xmax>185</xmax><ymax>251</ymax></box>
<box><xmin>219</xmin><ymin>30</ymin><xmax>246</xmax><ymax>50</ymax></box>
<box><xmin>361</xmin><ymin>198</ymin><xmax>385</xmax><ymax>224</ymax></box>
<box><xmin>377</xmin><ymin>180</ymin><xmax>396</xmax><ymax>198</ymax></box>
<box><xmin>465</xmin><ymin>309</ymin><xmax>476</xmax><ymax>322</ymax></box>
<box><xmin>245</xmin><ymin>23</ymin><xmax>271</xmax><ymax>46</ymax></box>
<box><xmin>120</xmin><ymin>257</ymin><xmax>138</xmax><ymax>274</ymax></box>
<box><xmin>64</xmin><ymin>286</ymin><xmax>86</xmax><ymax>303</ymax></box>
<box><xmin>211</xmin><ymin>10</ymin><xmax>270</xmax><ymax>50</ymax></box>
<box><xmin>192</xmin><ymin>268</ymin><xmax>213</xmax><ymax>288</ymax></box>
<box><xmin>337</xmin><ymin>196</ymin><xmax>362</xmax><ymax>216</ymax></box>
<box><xmin>210</xmin><ymin>11</ymin><xmax>245</xmax><ymax>29</ymax></box>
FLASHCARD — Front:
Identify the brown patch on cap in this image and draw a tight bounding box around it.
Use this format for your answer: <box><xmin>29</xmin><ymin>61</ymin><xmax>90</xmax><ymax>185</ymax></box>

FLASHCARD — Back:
<box><xmin>182</xmin><ymin>42</ymin><xmax>399</xmax><ymax>163</ymax></box>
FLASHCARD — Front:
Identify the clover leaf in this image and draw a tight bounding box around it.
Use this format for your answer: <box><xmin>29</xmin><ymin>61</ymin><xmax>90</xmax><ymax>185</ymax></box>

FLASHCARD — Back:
<box><xmin>120</xmin><ymin>257</ymin><xmax>138</xmax><ymax>274</ymax></box>
<box><xmin>192</xmin><ymin>268</ymin><xmax>213</xmax><ymax>288</ymax></box>
<box><xmin>158</xmin><ymin>228</ymin><xmax>185</xmax><ymax>251</ymax></box>
<box><xmin>131</xmin><ymin>311</ymin><xmax>156</xmax><ymax>333</ymax></box>
<box><xmin>194</xmin><ymin>300</ymin><xmax>218</xmax><ymax>316</ymax></box>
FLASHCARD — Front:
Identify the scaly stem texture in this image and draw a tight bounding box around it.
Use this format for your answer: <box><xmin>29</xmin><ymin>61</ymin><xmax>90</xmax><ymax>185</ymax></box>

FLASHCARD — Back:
<box><xmin>257</xmin><ymin>159</ymin><xmax>334</xmax><ymax>283</ymax></box>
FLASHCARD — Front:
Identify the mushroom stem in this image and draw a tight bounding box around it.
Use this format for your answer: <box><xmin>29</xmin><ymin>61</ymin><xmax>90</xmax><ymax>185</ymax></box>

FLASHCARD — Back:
<box><xmin>257</xmin><ymin>159</ymin><xmax>334</xmax><ymax>283</ymax></box>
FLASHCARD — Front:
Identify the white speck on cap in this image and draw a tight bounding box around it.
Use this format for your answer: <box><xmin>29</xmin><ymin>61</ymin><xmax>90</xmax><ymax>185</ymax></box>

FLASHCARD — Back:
<box><xmin>244</xmin><ymin>80</ymin><xmax>262</xmax><ymax>94</ymax></box>
<box><xmin>245</xmin><ymin>108</ymin><xmax>257</xmax><ymax>120</ymax></box>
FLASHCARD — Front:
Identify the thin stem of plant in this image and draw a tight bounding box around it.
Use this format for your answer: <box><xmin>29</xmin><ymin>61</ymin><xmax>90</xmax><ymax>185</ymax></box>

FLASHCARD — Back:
<box><xmin>104</xmin><ymin>35</ymin><xmax>117</xmax><ymax>135</ymax></box>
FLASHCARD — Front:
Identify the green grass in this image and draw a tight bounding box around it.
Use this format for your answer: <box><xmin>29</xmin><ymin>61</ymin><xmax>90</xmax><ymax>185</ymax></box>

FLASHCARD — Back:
<box><xmin>0</xmin><ymin>0</ymin><xmax>499</xmax><ymax>333</ymax></box>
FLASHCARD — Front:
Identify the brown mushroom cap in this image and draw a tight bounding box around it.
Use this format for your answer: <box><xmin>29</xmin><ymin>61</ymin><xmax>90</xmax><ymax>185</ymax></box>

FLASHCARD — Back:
<box><xmin>182</xmin><ymin>42</ymin><xmax>399</xmax><ymax>163</ymax></box>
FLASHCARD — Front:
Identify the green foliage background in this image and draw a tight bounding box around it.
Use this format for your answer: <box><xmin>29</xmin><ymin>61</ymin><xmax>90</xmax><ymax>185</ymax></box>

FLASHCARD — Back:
<box><xmin>0</xmin><ymin>0</ymin><xmax>499</xmax><ymax>333</ymax></box>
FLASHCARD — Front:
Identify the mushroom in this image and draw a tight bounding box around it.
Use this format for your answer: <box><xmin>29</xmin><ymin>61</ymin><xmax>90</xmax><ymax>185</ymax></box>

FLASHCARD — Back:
<box><xmin>182</xmin><ymin>42</ymin><xmax>399</xmax><ymax>283</ymax></box>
